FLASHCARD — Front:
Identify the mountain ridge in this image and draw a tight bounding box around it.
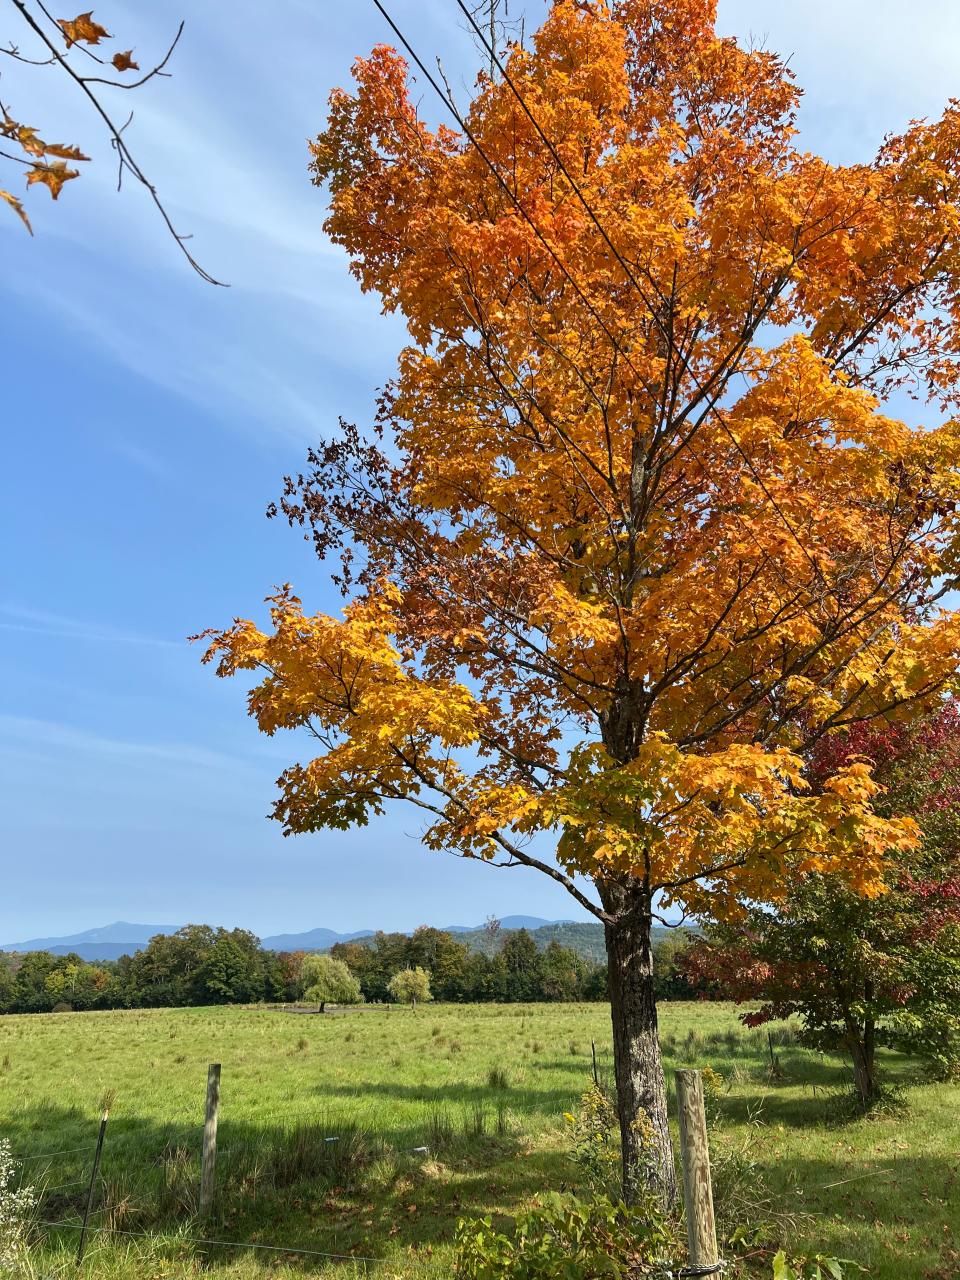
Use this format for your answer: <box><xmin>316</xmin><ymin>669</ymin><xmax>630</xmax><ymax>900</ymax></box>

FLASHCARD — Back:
<box><xmin>0</xmin><ymin>916</ymin><xmax>595</xmax><ymax>962</ymax></box>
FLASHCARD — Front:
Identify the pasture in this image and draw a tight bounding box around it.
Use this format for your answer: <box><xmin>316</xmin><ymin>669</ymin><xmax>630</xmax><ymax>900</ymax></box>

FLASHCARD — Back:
<box><xmin>1</xmin><ymin>1001</ymin><xmax>957</xmax><ymax>1278</ymax></box>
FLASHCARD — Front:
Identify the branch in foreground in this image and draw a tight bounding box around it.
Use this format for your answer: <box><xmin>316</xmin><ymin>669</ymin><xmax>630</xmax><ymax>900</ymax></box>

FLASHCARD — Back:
<box><xmin>4</xmin><ymin>0</ymin><xmax>224</xmax><ymax>284</ymax></box>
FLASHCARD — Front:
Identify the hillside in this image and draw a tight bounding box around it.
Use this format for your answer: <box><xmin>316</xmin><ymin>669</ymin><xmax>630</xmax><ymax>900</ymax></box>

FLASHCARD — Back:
<box><xmin>457</xmin><ymin>920</ymin><xmax>606</xmax><ymax>963</ymax></box>
<box><xmin>456</xmin><ymin>920</ymin><xmax>675</xmax><ymax>965</ymax></box>
<box><xmin>350</xmin><ymin>921</ymin><xmax>676</xmax><ymax>966</ymax></box>
<box><xmin>1</xmin><ymin>917</ymin><xmax>609</xmax><ymax>963</ymax></box>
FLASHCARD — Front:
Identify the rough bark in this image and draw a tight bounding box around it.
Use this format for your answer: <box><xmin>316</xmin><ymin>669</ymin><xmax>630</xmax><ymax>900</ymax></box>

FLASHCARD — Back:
<box><xmin>604</xmin><ymin>907</ymin><xmax>679</xmax><ymax>1208</ymax></box>
<box><xmin>847</xmin><ymin>1013</ymin><xmax>877</xmax><ymax>1106</ymax></box>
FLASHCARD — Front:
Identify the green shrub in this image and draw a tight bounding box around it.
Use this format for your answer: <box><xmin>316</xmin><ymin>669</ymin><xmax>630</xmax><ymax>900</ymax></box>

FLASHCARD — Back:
<box><xmin>563</xmin><ymin>1085</ymin><xmax>620</xmax><ymax>1198</ymax></box>
<box><xmin>454</xmin><ymin>1192</ymin><xmax>678</xmax><ymax>1279</ymax></box>
<box><xmin>772</xmin><ymin>1249</ymin><xmax>860</xmax><ymax>1279</ymax></box>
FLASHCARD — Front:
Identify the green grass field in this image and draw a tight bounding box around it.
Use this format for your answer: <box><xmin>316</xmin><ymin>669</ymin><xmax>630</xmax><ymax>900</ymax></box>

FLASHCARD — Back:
<box><xmin>1</xmin><ymin>1002</ymin><xmax>958</xmax><ymax>1278</ymax></box>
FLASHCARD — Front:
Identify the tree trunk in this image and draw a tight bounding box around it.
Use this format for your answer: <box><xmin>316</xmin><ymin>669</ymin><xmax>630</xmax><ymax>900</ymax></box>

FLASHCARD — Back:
<box><xmin>848</xmin><ymin>1014</ymin><xmax>876</xmax><ymax>1106</ymax></box>
<box><xmin>605</xmin><ymin>910</ymin><xmax>678</xmax><ymax>1208</ymax></box>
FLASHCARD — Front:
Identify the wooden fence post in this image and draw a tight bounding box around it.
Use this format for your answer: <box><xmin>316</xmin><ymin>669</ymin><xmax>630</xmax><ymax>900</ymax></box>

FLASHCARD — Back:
<box><xmin>675</xmin><ymin>1068</ymin><xmax>719</xmax><ymax>1274</ymax></box>
<box><xmin>200</xmin><ymin>1063</ymin><xmax>221</xmax><ymax>1217</ymax></box>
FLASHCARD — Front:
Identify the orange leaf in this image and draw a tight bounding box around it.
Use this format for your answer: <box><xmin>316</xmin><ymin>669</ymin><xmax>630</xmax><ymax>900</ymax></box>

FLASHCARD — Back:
<box><xmin>58</xmin><ymin>11</ymin><xmax>110</xmax><ymax>47</ymax></box>
<box><xmin>1</xmin><ymin>119</ymin><xmax>46</xmax><ymax>157</ymax></box>
<box><xmin>42</xmin><ymin>142</ymin><xmax>91</xmax><ymax>162</ymax></box>
<box><xmin>26</xmin><ymin>162</ymin><xmax>79</xmax><ymax>200</ymax></box>
<box><xmin>0</xmin><ymin>188</ymin><xmax>32</xmax><ymax>233</ymax></box>
<box><xmin>111</xmin><ymin>49</ymin><xmax>139</xmax><ymax>72</ymax></box>
<box><xmin>16</xmin><ymin>126</ymin><xmax>46</xmax><ymax>157</ymax></box>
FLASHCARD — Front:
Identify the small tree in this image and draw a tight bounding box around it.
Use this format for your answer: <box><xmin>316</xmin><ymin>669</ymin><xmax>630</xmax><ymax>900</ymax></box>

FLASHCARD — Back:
<box><xmin>691</xmin><ymin>706</ymin><xmax>960</xmax><ymax>1103</ymax></box>
<box><xmin>388</xmin><ymin>966</ymin><xmax>432</xmax><ymax>1007</ymax></box>
<box><xmin>299</xmin><ymin>954</ymin><xmax>364</xmax><ymax>1010</ymax></box>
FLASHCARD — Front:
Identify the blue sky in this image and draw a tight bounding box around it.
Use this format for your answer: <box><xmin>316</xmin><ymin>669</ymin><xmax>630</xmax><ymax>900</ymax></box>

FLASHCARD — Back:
<box><xmin>1</xmin><ymin>0</ymin><xmax>958</xmax><ymax>944</ymax></box>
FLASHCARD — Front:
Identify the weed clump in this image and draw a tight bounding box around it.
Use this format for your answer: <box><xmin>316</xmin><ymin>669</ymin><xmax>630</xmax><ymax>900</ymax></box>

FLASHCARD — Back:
<box><xmin>427</xmin><ymin>1107</ymin><xmax>454</xmax><ymax>1152</ymax></box>
<box><xmin>488</xmin><ymin>1065</ymin><xmax>509</xmax><ymax>1090</ymax></box>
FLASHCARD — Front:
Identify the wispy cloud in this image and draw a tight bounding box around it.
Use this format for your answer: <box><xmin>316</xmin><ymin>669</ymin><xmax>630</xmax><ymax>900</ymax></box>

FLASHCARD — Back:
<box><xmin>0</xmin><ymin>712</ymin><xmax>262</xmax><ymax>773</ymax></box>
<box><xmin>0</xmin><ymin>0</ymin><xmax>409</xmax><ymax>445</ymax></box>
<box><xmin>107</xmin><ymin>438</ymin><xmax>173</xmax><ymax>478</ymax></box>
<box><xmin>0</xmin><ymin>604</ymin><xmax>183</xmax><ymax>650</ymax></box>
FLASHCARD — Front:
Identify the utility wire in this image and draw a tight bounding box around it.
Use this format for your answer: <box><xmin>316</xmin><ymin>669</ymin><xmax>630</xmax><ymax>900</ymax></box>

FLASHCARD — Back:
<box><xmin>363</xmin><ymin>0</ymin><xmax>938</xmax><ymax>753</ymax></box>
<box><xmin>368</xmin><ymin>0</ymin><xmax>792</xmax><ymax>600</ymax></box>
<box><xmin>363</xmin><ymin>0</ymin><xmax>857</xmax><ymax>772</ymax></box>
<box><xmin>452</xmin><ymin>0</ymin><xmax>822</xmax><ymax>579</ymax></box>
<box><xmin>16</xmin><ymin>1146</ymin><xmax>97</xmax><ymax>1162</ymax></box>
<box><xmin>370</xmin><ymin>0</ymin><xmax>657</xmax><ymax>413</ymax></box>
<box><xmin>373</xmin><ymin>0</ymin><xmax>822</xmax><ymax>584</ymax></box>
<box><xmin>35</xmin><ymin>1217</ymin><xmax>382</xmax><ymax>1264</ymax></box>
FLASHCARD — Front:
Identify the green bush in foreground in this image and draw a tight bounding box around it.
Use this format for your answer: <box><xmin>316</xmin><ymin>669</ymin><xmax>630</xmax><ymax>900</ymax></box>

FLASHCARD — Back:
<box><xmin>454</xmin><ymin>1192</ymin><xmax>679</xmax><ymax>1279</ymax></box>
<box><xmin>772</xmin><ymin>1250</ymin><xmax>860</xmax><ymax>1280</ymax></box>
<box><xmin>454</xmin><ymin>1198</ymin><xmax>856</xmax><ymax>1280</ymax></box>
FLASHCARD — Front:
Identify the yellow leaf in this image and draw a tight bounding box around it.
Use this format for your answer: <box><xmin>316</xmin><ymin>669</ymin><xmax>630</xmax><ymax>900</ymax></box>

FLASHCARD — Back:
<box><xmin>58</xmin><ymin>11</ymin><xmax>110</xmax><ymax>47</ymax></box>
<box><xmin>1</xmin><ymin>119</ymin><xmax>46</xmax><ymax>157</ymax></box>
<box><xmin>0</xmin><ymin>189</ymin><xmax>32</xmax><ymax>233</ymax></box>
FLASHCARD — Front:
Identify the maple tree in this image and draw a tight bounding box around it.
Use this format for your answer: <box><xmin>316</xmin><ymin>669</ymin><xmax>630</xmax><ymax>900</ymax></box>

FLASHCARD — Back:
<box><xmin>0</xmin><ymin>3</ymin><xmax>219</xmax><ymax>281</ymax></box>
<box><xmin>200</xmin><ymin>0</ymin><xmax>960</xmax><ymax>1202</ymax></box>
<box><xmin>690</xmin><ymin>705</ymin><xmax>960</xmax><ymax>1105</ymax></box>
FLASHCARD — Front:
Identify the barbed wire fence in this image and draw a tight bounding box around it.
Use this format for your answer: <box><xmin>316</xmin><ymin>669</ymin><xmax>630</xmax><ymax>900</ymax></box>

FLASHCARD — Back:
<box><xmin>8</xmin><ymin>1058</ymin><xmax>723</xmax><ymax>1277</ymax></box>
<box><xmin>7</xmin><ymin>1079</ymin><xmax>444</xmax><ymax>1273</ymax></box>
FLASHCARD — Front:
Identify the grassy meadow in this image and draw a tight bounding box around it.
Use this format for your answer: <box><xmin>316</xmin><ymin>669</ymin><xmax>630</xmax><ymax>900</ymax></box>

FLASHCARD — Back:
<box><xmin>1</xmin><ymin>1001</ymin><xmax>958</xmax><ymax>1278</ymax></box>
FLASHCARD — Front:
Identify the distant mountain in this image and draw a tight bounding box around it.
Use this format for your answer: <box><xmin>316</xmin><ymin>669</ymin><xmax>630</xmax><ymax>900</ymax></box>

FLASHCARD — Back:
<box><xmin>11</xmin><ymin>942</ymin><xmax>165</xmax><ymax>962</ymax></box>
<box><xmin>0</xmin><ymin>916</ymin><xmax>661</xmax><ymax>965</ymax></box>
<box><xmin>0</xmin><ymin>922</ymin><xmax>178</xmax><ymax>960</ymax></box>
<box><xmin>443</xmin><ymin>915</ymin><xmax>571</xmax><ymax>933</ymax></box>
<box><xmin>260</xmin><ymin>927</ymin><xmax>374</xmax><ymax>952</ymax></box>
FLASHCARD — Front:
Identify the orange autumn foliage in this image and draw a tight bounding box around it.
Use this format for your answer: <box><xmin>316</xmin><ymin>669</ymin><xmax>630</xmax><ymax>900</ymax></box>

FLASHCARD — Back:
<box><xmin>204</xmin><ymin>0</ymin><xmax>960</xmax><ymax>923</ymax></box>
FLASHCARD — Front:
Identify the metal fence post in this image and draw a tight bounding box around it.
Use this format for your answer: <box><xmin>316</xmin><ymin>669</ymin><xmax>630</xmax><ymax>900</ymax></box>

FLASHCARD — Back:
<box><xmin>76</xmin><ymin>1109</ymin><xmax>108</xmax><ymax>1265</ymax></box>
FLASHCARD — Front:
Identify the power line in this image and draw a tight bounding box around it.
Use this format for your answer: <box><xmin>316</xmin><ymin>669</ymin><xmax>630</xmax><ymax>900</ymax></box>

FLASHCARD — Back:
<box><xmin>362</xmin><ymin>0</ymin><xmax>939</xmax><ymax>746</ymax></box>
<box><xmin>451</xmin><ymin>0</ymin><xmax>822</xmax><ymax>580</ymax></box>
<box><xmin>369</xmin><ymin>1</ymin><xmax>655</xmax><ymax>411</ymax></box>
<box><xmin>371</xmin><ymin>0</ymin><xmax>822</xmax><ymax>585</ymax></box>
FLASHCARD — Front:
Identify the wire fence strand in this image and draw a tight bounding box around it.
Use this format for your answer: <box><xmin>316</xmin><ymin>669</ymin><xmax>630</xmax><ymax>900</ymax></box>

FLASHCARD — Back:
<box><xmin>35</xmin><ymin>1218</ymin><xmax>383</xmax><ymax>1264</ymax></box>
<box><xmin>16</xmin><ymin>1146</ymin><xmax>97</xmax><ymax>1162</ymax></box>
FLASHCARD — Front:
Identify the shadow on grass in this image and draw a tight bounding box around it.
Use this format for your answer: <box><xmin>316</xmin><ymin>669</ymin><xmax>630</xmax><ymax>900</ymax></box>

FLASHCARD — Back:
<box><xmin>730</xmin><ymin>1149</ymin><xmax>960</xmax><ymax>1280</ymax></box>
<box><xmin>14</xmin><ymin>1103</ymin><xmax>960</xmax><ymax>1279</ymax></box>
<box><xmin>309</xmin><ymin>1077</ymin><xmax>581</xmax><ymax>1116</ymax></box>
<box><xmin>3</xmin><ymin>1099</ymin><xmax>573</xmax><ymax>1272</ymax></box>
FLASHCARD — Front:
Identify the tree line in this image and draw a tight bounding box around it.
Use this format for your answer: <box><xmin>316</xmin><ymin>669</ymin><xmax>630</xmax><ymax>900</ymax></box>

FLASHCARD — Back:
<box><xmin>0</xmin><ymin>922</ymin><xmax>705</xmax><ymax>1015</ymax></box>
